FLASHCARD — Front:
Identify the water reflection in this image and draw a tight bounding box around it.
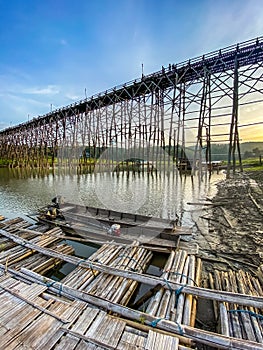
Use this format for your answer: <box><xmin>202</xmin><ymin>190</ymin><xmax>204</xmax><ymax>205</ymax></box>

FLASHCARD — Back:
<box><xmin>46</xmin><ymin>239</ymin><xmax>100</xmax><ymax>281</ymax></box>
<box><xmin>0</xmin><ymin>167</ymin><xmax>224</xmax><ymax>226</ymax></box>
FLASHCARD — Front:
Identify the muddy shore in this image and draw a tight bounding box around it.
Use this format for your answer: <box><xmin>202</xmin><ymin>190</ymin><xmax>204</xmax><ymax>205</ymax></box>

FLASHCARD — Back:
<box><xmin>192</xmin><ymin>170</ymin><xmax>263</xmax><ymax>275</ymax></box>
<box><xmin>188</xmin><ymin>170</ymin><xmax>263</xmax><ymax>345</ymax></box>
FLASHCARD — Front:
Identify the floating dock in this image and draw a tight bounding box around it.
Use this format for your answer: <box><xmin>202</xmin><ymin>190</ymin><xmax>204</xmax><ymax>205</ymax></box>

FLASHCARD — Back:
<box><xmin>0</xmin><ymin>215</ymin><xmax>262</xmax><ymax>349</ymax></box>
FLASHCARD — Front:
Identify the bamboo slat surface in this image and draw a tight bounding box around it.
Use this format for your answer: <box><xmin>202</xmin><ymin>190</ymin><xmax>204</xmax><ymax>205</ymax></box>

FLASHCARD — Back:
<box><xmin>0</xmin><ymin>216</ymin><xmax>185</xmax><ymax>349</ymax></box>
<box><xmin>146</xmin><ymin>249</ymin><xmax>201</xmax><ymax>327</ymax></box>
<box><xmin>0</xmin><ymin>273</ymin><xmax>182</xmax><ymax>349</ymax></box>
<box><xmin>61</xmin><ymin>243</ymin><xmax>153</xmax><ymax>306</ymax></box>
<box><xmin>209</xmin><ymin>268</ymin><xmax>263</xmax><ymax>343</ymax></box>
<box><xmin>1</xmin><ymin>215</ymin><xmax>263</xmax><ymax>349</ymax></box>
<box><xmin>0</xmin><ymin>217</ymin><xmax>74</xmax><ymax>277</ymax></box>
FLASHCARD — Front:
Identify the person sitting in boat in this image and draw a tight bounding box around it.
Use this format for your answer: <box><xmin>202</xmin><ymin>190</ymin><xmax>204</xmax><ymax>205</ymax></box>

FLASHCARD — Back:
<box><xmin>45</xmin><ymin>206</ymin><xmax>64</xmax><ymax>220</ymax></box>
<box><xmin>172</xmin><ymin>214</ymin><xmax>179</xmax><ymax>231</ymax></box>
<box><xmin>45</xmin><ymin>206</ymin><xmax>58</xmax><ymax>220</ymax></box>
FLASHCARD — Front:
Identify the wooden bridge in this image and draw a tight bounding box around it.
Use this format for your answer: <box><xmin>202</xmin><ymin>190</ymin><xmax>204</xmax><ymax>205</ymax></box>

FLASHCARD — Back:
<box><xmin>0</xmin><ymin>37</ymin><xmax>263</xmax><ymax>175</ymax></box>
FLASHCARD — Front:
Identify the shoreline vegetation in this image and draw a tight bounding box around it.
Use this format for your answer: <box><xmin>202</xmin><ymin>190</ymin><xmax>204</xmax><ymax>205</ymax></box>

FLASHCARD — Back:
<box><xmin>0</xmin><ymin>141</ymin><xmax>262</xmax><ymax>170</ymax></box>
<box><xmin>0</xmin><ymin>156</ymin><xmax>262</xmax><ymax>172</ymax></box>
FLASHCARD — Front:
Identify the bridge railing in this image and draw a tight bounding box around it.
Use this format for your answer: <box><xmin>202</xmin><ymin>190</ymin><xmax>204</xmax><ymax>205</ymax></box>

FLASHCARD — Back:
<box><xmin>1</xmin><ymin>36</ymin><xmax>262</xmax><ymax>134</ymax></box>
<box><xmin>28</xmin><ymin>35</ymin><xmax>263</xmax><ymax>114</ymax></box>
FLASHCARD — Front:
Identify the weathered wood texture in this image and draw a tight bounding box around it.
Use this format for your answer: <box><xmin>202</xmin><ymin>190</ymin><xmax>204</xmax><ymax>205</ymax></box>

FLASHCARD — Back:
<box><xmin>1</xmin><ymin>216</ymin><xmax>263</xmax><ymax>348</ymax></box>
<box><xmin>1</xmin><ymin>37</ymin><xmax>262</xmax><ymax>175</ymax></box>
<box><xmin>209</xmin><ymin>268</ymin><xmax>263</xmax><ymax>343</ymax></box>
<box><xmin>0</xmin><ymin>220</ymin><xmax>74</xmax><ymax>275</ymax></box>
<box><xmin>7</xmin><ymin>267</ymin><xmax>263</xmax><ymax>349</ymax></box>
<box><xmin>0</xmin><ymin>273</ymin><xmax>183</xmax><ymax>350</ymax></box>
<box><xmin>1</xmin><ymin>226</ymin><xmax>262</xmax><ymax>308</ymax></box>
<box><xmin>62</xmin><ymin>243</ymin><xmax>152</xmax><ymax>306</ymax></box>
<box><xmin>146</xmin><ymin>250</ymin><xmax>201</xmax><ymax>327</ymax></box>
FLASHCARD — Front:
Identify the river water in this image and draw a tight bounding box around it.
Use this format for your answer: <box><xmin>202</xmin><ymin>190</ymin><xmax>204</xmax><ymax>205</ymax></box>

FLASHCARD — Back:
<box><xmin>0</xmin><ymin>167</ymin><xmax>224</xmax><ymax>227</ymax></box>
<box><xmin>0</xmin><ymin>166</ymin><xmax>225</xmax><ymax>287</ymax></box>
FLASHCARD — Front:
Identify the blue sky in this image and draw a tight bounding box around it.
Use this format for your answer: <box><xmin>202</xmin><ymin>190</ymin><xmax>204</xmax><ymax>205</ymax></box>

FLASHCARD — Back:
<box><xmin>0</xmin><ymin>0</ymin><xmax>263</xmax><ymax>130</ymax></box>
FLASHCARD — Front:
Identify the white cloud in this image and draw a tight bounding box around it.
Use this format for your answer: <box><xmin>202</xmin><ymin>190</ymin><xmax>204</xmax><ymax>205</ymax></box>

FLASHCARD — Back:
<box><xmin>22</xmin><ymin>85</ymin><xmax>60</xmax><ymax>95</ymax></box>
<box><xmin>191</xmin><ymin>1</ymin><xmax>263</xmax><ymax>55</ymax></box>
<box><xmin>60</xmin><ymin>39</ymin><xmax>68</xmax><ymax>46</ymax></box>
<box><xmin>65</xmin><ymin>93</ymin><xmax>82</xmax><ymax>101</ymax></box>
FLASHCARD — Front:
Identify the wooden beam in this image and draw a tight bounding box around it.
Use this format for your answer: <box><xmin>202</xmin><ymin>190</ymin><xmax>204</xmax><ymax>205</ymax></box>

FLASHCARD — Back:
<box><xmin>17</xmin><ymin>268</ymin><xmax>263</xmax><ymax>350</ymax></box>
<box><xmin>0</xmin><ymin>228</ymin><xmax>263</xmax><ymax>308</ymax></box>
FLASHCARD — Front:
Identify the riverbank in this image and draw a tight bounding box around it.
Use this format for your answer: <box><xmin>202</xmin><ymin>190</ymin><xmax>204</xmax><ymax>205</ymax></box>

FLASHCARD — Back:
<box><xmin>193</xmin><ymin>170</ymin><xmax>263</xmax><ymax>270</ymax></box>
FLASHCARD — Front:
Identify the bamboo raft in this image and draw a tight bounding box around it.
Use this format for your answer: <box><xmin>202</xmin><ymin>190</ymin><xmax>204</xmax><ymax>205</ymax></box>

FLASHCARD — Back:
<box><xmin>209</xmin><ymin>268</ymin><xmax>263</xmax><ymax>343</ymax></box>
<box><xmin>61</xmin><ymin>243</ymin><xmax>153</xmax><ymax>306</ymax></box>
<box><xmin>0</xmin><ymin>214</ymin><xmax>263</xmax><ymax>349</ymax></box>
<box><xmin>146</xmin><ymin>250</ymin><xmax>202</xmax><ymax>326</ymax></box>
<box><xmin>0</xmin><ymin>272</ymin><xmax>187</xmax><ymax>349</ymax></box>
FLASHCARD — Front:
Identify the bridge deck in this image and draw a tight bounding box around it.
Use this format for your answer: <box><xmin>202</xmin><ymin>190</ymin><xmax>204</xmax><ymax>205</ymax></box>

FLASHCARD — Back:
<box><xmin>1</xmin><ymin>36</ymin><xmax>262</xmax><ymax>134</ymax></box>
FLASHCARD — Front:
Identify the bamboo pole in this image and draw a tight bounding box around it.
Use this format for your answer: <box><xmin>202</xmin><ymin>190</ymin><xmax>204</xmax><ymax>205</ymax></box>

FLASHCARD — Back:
<box><xmin>174</xmin><ymin>256</ymin><xmax>189</xmax><ymax>324</ymax></box>
<box><xmin>228</xmin><ymin>270</ymin><xmax>244</xmax><ymax>339</ymax></box>
<box><xmin>238</xmin><ymin>270</ymin><xmax>263</xmax><ymax>343</ymax></box>
<box><xmin>1</xmin><ymin>230</ymin><xmax>263</xmax><ymax>309</ymax></box>
<box><xmin>220</xmin><ymin>302</ymin><xmax>230</xmax><ymax>337</ymax></box>
<box><xmin>209</xmin><ymin>272</ymin><xmax>218</xmax><ymax>320</ymax></box>
<box><xmin>235</xmin><ymin>270</ymin><xmax>259</xmax><ymax>342</ymax></box>
<box><xmin>210</xmin><ymin>268</ymin><xmax>263</xmax><ymax>343</ymax></box>
<box><xmin>19</xmin><ymin>268</ymin><xmax>263</xmax><ymax>350</ymax></box>
<box><xmin>146</xmin><ymin>250</ymin><xmax>175</xmax><ymax>315</ymax></box>
<box><xmin>190</xmin><ymin>257</ymin><xmax>202</xmax><ymax>327</ymax></box>
<box><xmin>182</xmin><ymin>255</ymin><xmax>195</xmax><ymax>325</ymax></box>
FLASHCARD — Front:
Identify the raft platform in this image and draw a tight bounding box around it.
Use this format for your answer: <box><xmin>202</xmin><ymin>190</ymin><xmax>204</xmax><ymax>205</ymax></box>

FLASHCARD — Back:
<box><xmin>0</xmin><ymin>215</ymin><xmax>262</xmax><ymax>349</ymax></box>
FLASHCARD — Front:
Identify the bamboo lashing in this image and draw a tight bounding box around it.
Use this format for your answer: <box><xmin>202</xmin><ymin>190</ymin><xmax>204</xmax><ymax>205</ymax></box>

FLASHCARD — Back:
<box><xmin>209</xmin><ymin>268</ymin><xmax>263</xmax><ymax>343</ymax></box>
<box><xmin>0</xmin><ymin>228</ymin><xmax>263</xmax><ymax>309</ymax></box>
<box><xmin>146</xmin><ymin>249</ymin><xmax>202</xmax><ymax>327</ymax></box>
<box><xmin>18</xmin><ymin>268</ymin><xmax>263</xmax><ymax>349</ymax></box>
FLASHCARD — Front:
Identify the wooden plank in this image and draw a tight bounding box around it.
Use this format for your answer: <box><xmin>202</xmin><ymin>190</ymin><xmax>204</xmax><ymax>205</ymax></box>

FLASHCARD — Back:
<box><xmin>0</xmin><ymin>283</ymin><xmax>67</xmax><ymax>324</ymax></box>
<box><xmin>22</xmin><ymin>269</ymin><xmax>263</xmax><ymax>350</ymax></box>
<box><xmin>5</xmin><ymin>300</ymin><xmax>82</xmax><ymax>349</ymax></box>
<box><xmin>99</xmin><ymin>316</ymin><xmax>126</xmax><ymax>348</ymax></box>
<box><xmin>58</xmin><ymin>328</ymin><xmax>116</xmax><ymax>349</ymax></box>
<box><xmin>0</xmin><ymin>229</ymin><xmax>261</xmax><ymax>308</ymax></box>
<box><xmin>75</xmin><ymin>341</ymin><xmax>99</xmax><ymax>350</ymax></box>
<box><xmin>0</xmin><ymin>274</ymin><xmax>21</xmax><ymax>290</ymax></box>
<box><xmin>4</xmin><ymin>303</ymin><xmax>63</xmax><ymax>349</ymax></box>
<box><xmin>85</xmin><ymin>310</ymin><xmax>106</xmax><ymax>337</ymax></box>
<box><xmin>116</xmin><ymin>330</ymin><xmax>131</xmax><ymax>350</ymax></box>
<box><xmin>145</xmin><ymin>330</ymin><xmax>157</xmax><ymax>349</ymax></box>
<box><xmin>41</xmin><ymin>301</ymin><xmax>88</xmax><ymax>350</ymax></box>
<box><xmin>0</xmin><ymin>298</ymin><xmax>54</xmax><ymax>348</ymax></box>
<box><xmin>124</xmin><ymin>327</ymin><xmax>147</xmax><ymax>341</ymax></box>
<box><xmin>117</xmin><ymin>332</ymin><xmax>144</xmax><ymax>350</ymax></box>
<box><xmin>17</xmin><ymin>282</ymin><xmax>48</xmax><ymax>299</ymax></box>
<box><xmin>52</xmin><ymin>307</ymin><xmax>100</xmax><ymax>350</ymax></box>
<box><xmin>163</xmin><ymin>334</ymin><xmax>179</xmax><ymax>349</ymax></box>
<box><xmin>85</xmin><ymin>311</ymin><xmax>126</xmax><ymax>349</ymax></box>
<box><xmin>145</xmin><ymin>330</ymin><xmax>179</xmax><ymax>350</ymax></box>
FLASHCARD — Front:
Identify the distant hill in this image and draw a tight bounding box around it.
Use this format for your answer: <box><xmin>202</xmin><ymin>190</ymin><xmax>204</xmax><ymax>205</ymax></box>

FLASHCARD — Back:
<box><xmin>240</xmin><ymin>142</ymin><xmax>263</xmax><ymax>153</ymax></box>
<box><xmin>183</xmin><ymin>142</ymin><xmax>263</xmax><ymax>161</ymax></box>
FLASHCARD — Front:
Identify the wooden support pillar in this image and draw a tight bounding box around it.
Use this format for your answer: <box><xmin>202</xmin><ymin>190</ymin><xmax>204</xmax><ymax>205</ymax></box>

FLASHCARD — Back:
<box><xmin>192</xmin><ymin>71</ymin><xmax>209</xmax><ymax>177</ymax></box>
<box><xmin>227</xmin><ymin>56</ymin><xmax>242</xmax><ymax>178</ymax></box>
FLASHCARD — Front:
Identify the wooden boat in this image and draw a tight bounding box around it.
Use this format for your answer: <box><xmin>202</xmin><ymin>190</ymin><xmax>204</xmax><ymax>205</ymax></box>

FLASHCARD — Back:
<box><xmin>37</xmin><ymin>198</ymin><xmax>192</xmax><ymax>248</ymax></box>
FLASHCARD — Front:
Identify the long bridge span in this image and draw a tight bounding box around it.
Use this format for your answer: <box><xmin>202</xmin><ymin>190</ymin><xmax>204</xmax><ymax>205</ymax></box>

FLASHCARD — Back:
<box><xmin>0</xmin><ymin>36</ymin><xmax>263</xmax><ymax>175</ymax></box>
